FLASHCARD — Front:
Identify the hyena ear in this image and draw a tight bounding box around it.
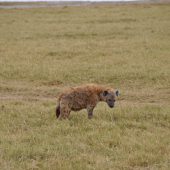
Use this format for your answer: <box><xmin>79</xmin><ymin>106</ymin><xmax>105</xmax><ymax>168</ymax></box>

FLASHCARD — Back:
<box><xmin>115</xmin><ymin>90</ymin><xmax>119</xmax><ymax>97</ymax></box>
<box><xmin>103</xmin><ymin>90</ymin><xmax>108</xmax><ymax>96</ymax></box>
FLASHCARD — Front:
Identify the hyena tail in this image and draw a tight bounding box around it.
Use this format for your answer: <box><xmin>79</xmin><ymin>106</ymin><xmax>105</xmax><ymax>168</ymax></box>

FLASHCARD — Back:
<box><xmin>56</xmin><ymin>105</ymin><xmax>60</xmax><ymax>118</ymax></box>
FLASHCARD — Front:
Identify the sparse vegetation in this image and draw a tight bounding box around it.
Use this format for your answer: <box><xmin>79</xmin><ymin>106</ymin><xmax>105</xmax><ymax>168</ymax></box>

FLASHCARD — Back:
<box><xmin>0</xmin><ymin>3</ymin><xmax>170</xmax><ymax>170</ymax></box>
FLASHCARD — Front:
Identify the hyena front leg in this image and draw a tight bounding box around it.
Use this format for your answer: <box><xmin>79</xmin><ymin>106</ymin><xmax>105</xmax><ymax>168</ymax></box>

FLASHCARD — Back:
<box><xmin>87</xmin><ymin>105</ymin><xmax>95</xmax><ymax>119</ymax></box>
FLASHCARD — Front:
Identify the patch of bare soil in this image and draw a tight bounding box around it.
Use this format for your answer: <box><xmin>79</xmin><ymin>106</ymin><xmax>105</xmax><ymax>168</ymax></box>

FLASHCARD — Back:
<box><xmin>0</xmin><ymin>83</ymin><xmax>169</xmax><ymax>107</ymax></box>
<box><xmin>0</xmin><ymin>0</ymin><xmax>170</xmax><ymax>9</ymax></box>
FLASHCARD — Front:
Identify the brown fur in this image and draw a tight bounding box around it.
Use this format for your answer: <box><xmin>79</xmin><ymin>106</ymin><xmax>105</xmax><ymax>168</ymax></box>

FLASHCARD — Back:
<box><xmin>56</xmin><ymin>84</ymin><xmax>118</xmax><ymax>119</ymax></box>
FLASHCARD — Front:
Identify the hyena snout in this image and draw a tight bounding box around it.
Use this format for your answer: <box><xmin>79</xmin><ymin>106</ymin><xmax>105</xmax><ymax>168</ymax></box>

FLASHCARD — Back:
<box><xmin>107</xmin><ymin>99</ymin><xmax>115</xmax><ymax>108</ymax></box>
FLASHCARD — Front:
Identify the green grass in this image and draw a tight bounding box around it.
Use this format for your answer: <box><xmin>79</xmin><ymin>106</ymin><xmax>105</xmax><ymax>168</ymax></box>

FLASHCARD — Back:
<box><xmin>0</xmin><ymin>3</ymin><xmax>170</xmax><ymax>170</ymax></box>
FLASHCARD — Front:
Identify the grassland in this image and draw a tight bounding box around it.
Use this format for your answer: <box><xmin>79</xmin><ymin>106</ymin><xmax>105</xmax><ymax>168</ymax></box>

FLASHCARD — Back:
<box><xmin>0</xmin><ymin>3</ymin><xmax>170</xmax><ymax>170</ymax></box>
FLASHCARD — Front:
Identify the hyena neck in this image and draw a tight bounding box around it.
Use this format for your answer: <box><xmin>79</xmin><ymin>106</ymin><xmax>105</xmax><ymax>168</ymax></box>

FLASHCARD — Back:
<box><xmin>97</xmin><ymin>89</ymin><xmax>106</xmax><ymax>102</ymax></box>
<box><xmin>98</xmin><ymin>96</ymin><xmax>104</xmax><ymax>102</ymax></box>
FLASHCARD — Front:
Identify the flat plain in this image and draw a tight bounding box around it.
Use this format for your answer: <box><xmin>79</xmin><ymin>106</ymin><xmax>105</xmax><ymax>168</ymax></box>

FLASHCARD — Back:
<box><xmin>0</xmin><ymin>3</ymin><xmax>170</xmax><ymax>170</ymax></box>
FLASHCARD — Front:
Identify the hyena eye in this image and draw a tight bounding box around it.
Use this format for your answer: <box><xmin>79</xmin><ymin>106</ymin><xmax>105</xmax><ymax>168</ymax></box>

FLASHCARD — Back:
<box><xmin>108</xmin><ymin>99</ymin><xmax>112</xmax><ymax>102</ymax></box>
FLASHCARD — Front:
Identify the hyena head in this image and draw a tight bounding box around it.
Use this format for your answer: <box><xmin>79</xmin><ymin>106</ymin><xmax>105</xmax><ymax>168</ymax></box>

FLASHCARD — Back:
<box><xmin>100</xmin><ymin>89</ymin><xmax>119</xmax><ymax>108</ymax></box>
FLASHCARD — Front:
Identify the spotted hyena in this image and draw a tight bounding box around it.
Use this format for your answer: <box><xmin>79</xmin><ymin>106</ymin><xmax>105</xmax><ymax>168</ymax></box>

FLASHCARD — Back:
<box><xmin>56</xmin><ymin>84</ymin><xmax>119</xmax><ymax>119</ymax></box>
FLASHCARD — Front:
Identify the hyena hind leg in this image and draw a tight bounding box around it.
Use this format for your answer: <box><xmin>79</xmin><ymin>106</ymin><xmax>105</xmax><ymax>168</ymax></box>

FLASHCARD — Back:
<box><xmin>59</xmin><ymin>107</ymin><xmax>71</xmax><ymax>120</ymax></box>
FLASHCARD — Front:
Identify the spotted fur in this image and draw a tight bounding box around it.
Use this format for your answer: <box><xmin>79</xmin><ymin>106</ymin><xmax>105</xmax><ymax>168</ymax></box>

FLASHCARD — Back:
<box><xmin>56</xmin><ymin>84</ymin><xmax>119</xmax><ymax>119</ymax></box>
